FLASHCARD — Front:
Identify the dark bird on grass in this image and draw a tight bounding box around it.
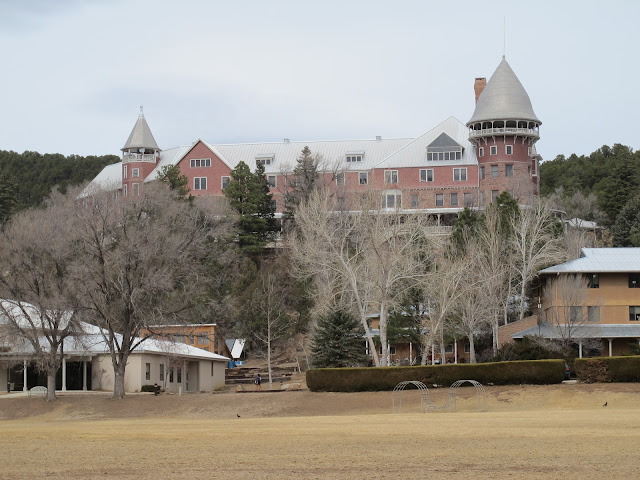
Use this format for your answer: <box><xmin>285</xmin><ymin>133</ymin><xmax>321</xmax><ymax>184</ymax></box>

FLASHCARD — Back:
<box><xmin>237</xmin><ymin>414</ymin><xmax>241</xmax><ymax>418</ymax></box>
<box><xmin>603</xmin><ymin>402</ymin><xmax>607</xmax><ymax>407</ymax></box>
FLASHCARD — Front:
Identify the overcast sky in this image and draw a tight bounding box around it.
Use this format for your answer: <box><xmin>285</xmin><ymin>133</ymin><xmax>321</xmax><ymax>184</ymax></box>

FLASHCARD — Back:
<box><xmin>1</xmin><ymin>0</ymin><xmax>638</xmax><ymax>161</ymax></box>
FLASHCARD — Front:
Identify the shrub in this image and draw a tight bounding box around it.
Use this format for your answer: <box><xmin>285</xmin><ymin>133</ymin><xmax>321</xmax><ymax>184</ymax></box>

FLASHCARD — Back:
<box><xmin>306</xmin><ymin>359</ymin><xmax>565</xmax><ymax>392</ymax></box>
<box><xmin>575</xmin><ymin>356</ymin><xmax>640</xmax><ymax>383</ymax></box>
<box><xmin>140</xmin><ymin>384</ymin><xmax>162</xmax><ymax>393</ymax></box>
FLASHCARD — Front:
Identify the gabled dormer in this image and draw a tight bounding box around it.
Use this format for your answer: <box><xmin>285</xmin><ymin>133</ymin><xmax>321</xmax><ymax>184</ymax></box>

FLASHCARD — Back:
<box><xmin>426</xmin><ymin>133</ymin><xmax>462</xmax><ymax>161</ymax></box>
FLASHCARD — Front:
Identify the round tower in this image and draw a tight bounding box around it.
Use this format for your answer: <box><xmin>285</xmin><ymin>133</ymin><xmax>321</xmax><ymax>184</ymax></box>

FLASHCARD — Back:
<box><xmin>121</xmin><ymin>107</ymin><xmax>161</xmax><ymax>197</ymax></box>
<box><xmin>467</xmin><ymin>57</ymin><xmax>541</xmax><ymax>206</ymax></box>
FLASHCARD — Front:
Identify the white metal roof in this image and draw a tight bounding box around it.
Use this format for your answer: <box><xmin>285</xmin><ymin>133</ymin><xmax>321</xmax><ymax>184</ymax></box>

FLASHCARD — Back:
<box><xmin>375</xmin><ymin>117</ymin><xmax>476</xmax><ymax>169</ymax></box>
<box><xmin>467</xmin><ymin>57</ymin><xmax>541</xmax><ymax>125</ymax></box>
<box><xmin>79</xmin><ymin>162</ymin><xmax>122</xmax><ymax>197</ymax></box>
<box><xmin>540</xmin><ymin>248</ymin><xmax>640</xmax><ymax>274</ymax></box>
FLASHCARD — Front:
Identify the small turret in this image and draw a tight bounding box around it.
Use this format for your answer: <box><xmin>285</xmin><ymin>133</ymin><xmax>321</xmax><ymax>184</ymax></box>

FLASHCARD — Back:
<box><xmin>121</xmin><ymin>107</ymin><xmax>161</xmax><ymax>196</ymax></box>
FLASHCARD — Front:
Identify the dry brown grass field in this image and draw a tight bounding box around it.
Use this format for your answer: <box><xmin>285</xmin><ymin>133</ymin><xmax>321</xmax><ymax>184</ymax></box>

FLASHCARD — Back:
<box><xmin>1</xmin><ymin>382</ymin><xmax>640</xmax><ymax>479</ymax></box>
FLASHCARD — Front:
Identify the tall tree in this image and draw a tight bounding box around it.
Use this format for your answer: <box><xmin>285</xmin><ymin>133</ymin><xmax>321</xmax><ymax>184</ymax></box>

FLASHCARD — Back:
<box><xmin>158</xmin><ymin>164</ymin><xmax>190</xmax><ymax>199</ymax></box>
<box><xmin>310</xmin><ymin>309</ymin><xmax>367</xmax><ymax>368</ymax></box>
<box><xmin>72</xmin><ymin>184</ymin><xmax>234</xmax><ymax>398</ymax></box>
<box><xmin>224</xmin><ymin>161</ymin><xmax>277</xmax><ymax>253</ymax></box>
<box><xmin>0</xmin><ymin>191</ymin><xmax>85</xmax><ymax>401</ymax></box>
<box><xmin>283</xmin><ymin>146</ymin><xmax>322</xmax><ymax>220</ymax></box>
<box><xmin>291</xmin><ymin>189</ymin><xmax>434</xmax><ymax>367</ymax></box>
<box><xmin>611</xmin><ymin>194</ymin><xmax>640</xmax><ymax>247</ymax></box>
<box><xmin>0</xmin><ymin>172</ymin><xmax>17</xmax><ymax>228</ymax></box>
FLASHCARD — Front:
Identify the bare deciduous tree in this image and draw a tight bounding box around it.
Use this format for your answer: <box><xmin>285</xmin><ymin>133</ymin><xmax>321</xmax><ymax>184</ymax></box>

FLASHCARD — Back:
<box><xmin>511</xmin><ymin>201</ymin><xmax>566</xmax><ymax>322</ymax></box>
<box><xmin>0</xmin><ymin>192</ymin><xmax>85</xmax><ymax>401</ymax></box>
<box><xmin>291</xmin><ymin>188</ymin><xmax>434</xmax><ymax>366</ymax></box>
<box><xmin>72</xmin><ymin>185</ymin><xmax>235</xmax><ymax>398</ymax></box>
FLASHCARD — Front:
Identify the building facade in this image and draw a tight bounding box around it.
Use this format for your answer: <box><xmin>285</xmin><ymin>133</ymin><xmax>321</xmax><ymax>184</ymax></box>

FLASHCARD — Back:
<box><xmin>513</xmin><ymin>248</ymin><xmax>640</xmax><ymax>357</ymax></box>
<box><xmin>84</xmin><ymin>57</ymin><xmax>542</xmax><ymax>223</ymax></box>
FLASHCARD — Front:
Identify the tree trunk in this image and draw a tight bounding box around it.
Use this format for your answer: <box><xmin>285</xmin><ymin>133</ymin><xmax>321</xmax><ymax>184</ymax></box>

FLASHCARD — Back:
<box><xmin>267</xmin><ymin>334</ymin><xmax>273</xmax><ymax>389</ymax></box>
<box><xmin>46</xmin><ymin>371</ymin><xmax>57</xmax><ymax>402</ymax></box>
<box><xmin>468</xmin><ymin>333</ymin><xmax>476</xmax><ymax>364</ymax></box>
<box><xmin>113</xmin><ymin>364</ymin><xmax>126</xmax><ymax>399</ymax></box>
<box><xmin>519</xmin><ymin>280</ymin><xmax>527</xmax><ymax>322</ymax></box>
<box><xmin>492</xmin><ymin>312</ymin><xmax>499</xmax><ymax>355</ymax></box>
<box><xmin>379</xmin><ymin>304</ymin><xmax>388</xmax><ymax>367</ymax></box>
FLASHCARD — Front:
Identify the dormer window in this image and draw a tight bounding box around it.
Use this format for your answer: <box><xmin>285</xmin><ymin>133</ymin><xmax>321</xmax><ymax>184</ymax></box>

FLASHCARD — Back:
<box><xmin>346</xmin><ymin>152</ymin><xmax>364</xmax><ymax>163</ymax></box>
<box><xmin>426</xmin><ymin>132</ymin><xmax>463</xmax><ymax>161</ymax></box>
<box><xmin>255</xmin><ymin>154</ymin><xmax>274</xmax><ymax>167</ymax></box>
<box><xmin>190</xmin><ymin>158</ymin><xmax>211</xmax><ymax>168</ymax></box>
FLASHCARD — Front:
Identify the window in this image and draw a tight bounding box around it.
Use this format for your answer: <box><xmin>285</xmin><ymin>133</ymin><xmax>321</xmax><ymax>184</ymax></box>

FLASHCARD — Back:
<box><xmin>384</xmin><ymin>170</ymin><xmax>398</xmax><ymax>184</ymax></box>
<box><xmin>464</xmin><ymin>344</ymin><xmax>470</xmax><ymax>353</ymax></box>
<box><xmin>132</xmin><ymin>183</ymin><xmax>139</xmax><ymax>196</ymax></box>
<box><xmin>359</xmin><ymin>172</ymin><xmax>368</xmax><ymax>185</ymax></box>
<box><xmin>588</xmin><ymin>306</ymin><xmax>600</xmax><ymax>323</ymax></box>
<box><xmin>629</xmin><ymin>273</ymin><xmax>640</xmax><ymax>288</ymax></box>
<box><xmin>177</xmin><ymin>368</ymin><xmax>182</xmax><ymax>384</ymax></box>
<box><xmin>211</xmin><ymin>361</ymin><xmax>214</xmax><ymax>376</ymax></box>
<box><xmin>123</xmin><ymin>184</ymin><xmax>127</xmax><ymax>196</ymax></box>
<box><xmin>382</xmin><ymin>194</ymin><xmax>401</xmax><ymax>208</ymax></box>
<box><xmin>188</xmin><ymin>333</ymin><xmax>195</xmax><ymax>344</ymax></box>
<box><xmin>426</xmin><ymin>133</ymin><xmax>463</xmax><ymax>161</ymax></box>
<box><xmin>479</xmin><ymin>147</ymin><xmax>484</xmax><ymax>157</ymax></box>
<box><xmin>346</xmin><ymin>154</ymin><xmax>362</xmax><ymax>163</ymax></box>
<box><xmin>337</xmin><ymin>197</ymin><xmax>345</xmax><ymax>210</ymax></box>
<box><xmin>630</xmin><ymin>306</ymin><xmax>640</xmax><ymax>322</ymax></box>
<box><xmin>145</xmin><ymin>363</ymin><xmax>151</xmax><ymax>381</ymax></box>
<box><xmin>505</xmin><ymin>145</ymin><xmax>513</xmax><ymax>155</ymax></box>
<box><xmin>445</xmin><ymin>344</ymin><xmax>453</xmax><ymax>353</ymax></box>
<box><xmin>450</xmin><ymin>193</ymin><xmax>458</xmax><ymax>206</ymax></box>
<box><xmin>490</xmin><ymin>145</ymin><xmax>497</xmax><ymax>155</ymax></box>
<box><xmin>124</xmin><ymin>165</ymin><xmax>128</xmax><ymax>179</ymax></box>
<box><xmin>336</xmin><ymin>173</ymin><xmax>345</xmax><ymax>186</ymax></box>
<box><xmin>159</xmin><ymin>364</ymin><xmax>164</xmax><ymax>381</ymax></box>
<box><xmin>464</xmin><ymin>192</ymin><xmax>473</xmax><ymax>207</ymax></box>
<box><xmin>271</xmin><ymin>199</ymin><xmax>277</xmax><ymax>211</ymax></box>
<box><xmin>427</xmin><ymin>151</ymin><xmax>462</xmax><ymax>161</ymax></box>
<box><xmin>491</xmin><ymin>165</ymin><xmax>499</xmax><ymax>178</ymax></box>
<box><xmin>194</xmin><ymin>177</ymin><xmax>207</xmax><ymax>190</ymax></box>
<box><xmin>587</xmin><ymin>273</ymin><xmax>599</xmax><ymax>289</ymax></box>
<box><xmin>255</xmin><ymin>155</ymin><xmax>273</xmax><ymax>166</ymax></box>
<box><xmin>480</xmin><ymin>166</ymin><xmax>485</xmax><ymax>179</ymax></box>
<box><xmin>505</xmin><ymin>164</ymin><xmax>513</xmax><ymax>177</ymax></box>
<box><xmin>528</xmin><ymin>147</ymin><xmax>532</xmax><ymax>156</ymax></box>
<box><xmin>491</xmin><ymin>190</ymin><xmax>499</xmax><ymax>202</ymax></box>
<box><xmin>420</xmin><ymin>169</ymin><xmax>433</xmax><ymax>182</ymax></box>
<box><xmin>411</xmin><ymin>194</ymin><xmax>419</xmax><ymax>208</ymax></box>
<box><xmin>169</xmin><ymin>368</ymin><xmax>174</xmax><ymax>383</ymax></box>
<box><xmin>190</xmin><ymin>158</ymin><xmax>211</xmax><ymax>168</ymax></box>
<box><xmin>379</xmin><ymin>346</ymin><xmax>396</xmax><ymax>355</ymax></box>
<box><xmin>453</xmin><ymin>168</ymin><xmax>467</xmax><ymax>181</ymax></box>
<box><xmin>435</xmin><ymin>193</ymin><xmax>444</xmax><ymax>207</ymax></box>
<box><xmin>132</xmin><ymin>168</ymin><xmax>139</xmax><ymax>178</ymax></box>
<box><xmin>570</xmin><ymin>306</ymin><xmax>583</xmax><ymax>323</ymax></box>
<box><xmin>267</xmin><ymin>175</ymin><xmax>276</xmax><ymax>188</ymax></box>
<box><xmin>221</xmin><ymin>176</ymin><xmax>230</xmax><ymax>190</ymax></box>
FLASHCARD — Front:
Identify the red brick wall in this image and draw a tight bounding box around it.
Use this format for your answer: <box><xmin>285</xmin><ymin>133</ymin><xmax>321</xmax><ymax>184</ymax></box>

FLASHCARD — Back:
<box><xmin>176</xmin><ymin>142</ymin><xmax>232</xmax><ymax>196</ymax></box>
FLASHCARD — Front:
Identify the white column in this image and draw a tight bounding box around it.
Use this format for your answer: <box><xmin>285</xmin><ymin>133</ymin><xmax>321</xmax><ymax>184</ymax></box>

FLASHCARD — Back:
<box><xmin>62</xmin><ymin>357</ymin><xmax>67</xmax><ymax>391</ymax></box>
<box><xmin>454</xmin><ymin>341</ymin><xmax>458</xmax><ymax>364</ymax></box>
<box><xmin>431</xmin><ymin>344</ymin><xmax>435</xmax><ymax>364</ymax></box>
<box><xmin>23</xmin><ymin>359</ymin><xmax>27</xmax><ymax>392</ymax></box>
<box><xmin>608</xmin><ymin>339</ymin><xmax>613</xmax><ymax>357</ymax></box>
<box><xmin>183</xmin><ymin>359</ymin><xmax>187</xmax><ymax>392</ymax></box>
<box><xmin>82</xmin><ymin>361</ymin><xmax>87</xmax><ymax>391</ymax></box>
<box><xmin>409</xmin><ymin>343</ymin><xmax>412</xmax><ymax>364</ymax></box>
<box><xmin>578</xmin><ymin>340</ymin><xmax>583</xmax><ymax>359</ymax></box>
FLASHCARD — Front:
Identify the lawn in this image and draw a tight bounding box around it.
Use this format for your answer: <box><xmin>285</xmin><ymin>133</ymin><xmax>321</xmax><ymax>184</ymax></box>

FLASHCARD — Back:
<box><xmin>1</xmin><ymin>384</ymin><xmax>639</xmax><ymax>479</ymax></box>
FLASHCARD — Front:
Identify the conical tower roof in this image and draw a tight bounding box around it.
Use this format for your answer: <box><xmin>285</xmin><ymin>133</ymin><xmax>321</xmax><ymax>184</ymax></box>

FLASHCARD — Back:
<box><xmin>467</xmin><ymin>57</ymin><xmax>541</xmax><ymax>126</ymax></box>
<box><xmin>121</xmin><ymin>110</ymin><xmax>160</xmax><ymax>152</ymax></box>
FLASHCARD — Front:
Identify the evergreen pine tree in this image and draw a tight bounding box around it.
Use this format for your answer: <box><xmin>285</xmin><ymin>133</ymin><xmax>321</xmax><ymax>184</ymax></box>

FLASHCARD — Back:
<box><xmin>284</xmin><ymin>146</ymin><xmax>320</xmax><ymax>220</ymax></box>
<box><xmin>612</xmin><ymin>194</ymin><xmax>640</xmax><ymax>247</ymax></box>
<box><xmin>0</xmin><ymin>172</ymin><xmax>17</xmax><ymax>228</ymax></box>
<box><xmin>310</xmin><ymin>309</ymin><xmax>367</xmax><ymax>368</ymax></box>
<box><xmin>223</xmin><ymin>161</ymin><xmax>277</xmax><ymax>252</ymax></box>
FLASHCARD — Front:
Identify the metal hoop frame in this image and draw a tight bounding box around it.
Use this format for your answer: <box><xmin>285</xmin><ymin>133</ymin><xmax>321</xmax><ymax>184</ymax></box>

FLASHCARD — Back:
<box><xmin>392</xmin><ymin>379</ymin><xmax>487</xmax><ymax>413</ymax></box>
<box><xmin>392</xmin><ymin>381</ymin><xmax>430</xmax><ymax>413</ymax></box>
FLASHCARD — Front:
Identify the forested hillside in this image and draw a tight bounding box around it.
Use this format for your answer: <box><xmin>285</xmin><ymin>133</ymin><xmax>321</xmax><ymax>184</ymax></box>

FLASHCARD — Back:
<box><xmin>0</xmin><ymin>150</ymin><xmax>119</xmax><ymax>211</ymax></box>
<box><xmin>540</xmin><ymin>144</ymin><xmax>640</xmax><ymax>228</ymax></box>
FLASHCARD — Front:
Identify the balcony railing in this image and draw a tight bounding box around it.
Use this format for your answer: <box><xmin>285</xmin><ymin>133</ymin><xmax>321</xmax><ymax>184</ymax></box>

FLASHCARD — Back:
<box><xmin>124</xmin><ymin>153</ymin><xmax>156</xmax><ymax>163</ymax></box>
<box><xmin>469</xmin><ymin>127</ymin><xmax>539</xmax><ymax>138</ymax></box>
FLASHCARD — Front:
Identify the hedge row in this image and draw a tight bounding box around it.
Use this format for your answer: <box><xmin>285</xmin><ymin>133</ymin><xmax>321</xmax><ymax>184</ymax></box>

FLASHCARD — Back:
<box><xmin>575</xmin><ymin>356</ymin><xmax>640</xmax><ymax>383</ymax></box>
<box><xmin>306</xmin><ymin>359</ymin><xmax>565</xmax><ymax>392</ymax></box>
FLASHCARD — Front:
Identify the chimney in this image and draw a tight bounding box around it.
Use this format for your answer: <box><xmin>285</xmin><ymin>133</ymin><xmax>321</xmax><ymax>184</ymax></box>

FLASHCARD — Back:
<box><xmin>375</xmin><ymin>136</ymin><xmax>382</xmax><ymax>141</ymax></box>
<box><xmin>283</xmin><ymin>138</ymin><xmax>290</xmax><ymax>143</ymax></box>
<box><xmin>474</xmin><ymin>77</ymin><xmax>487</xmax><ymax>103</ymax></box>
